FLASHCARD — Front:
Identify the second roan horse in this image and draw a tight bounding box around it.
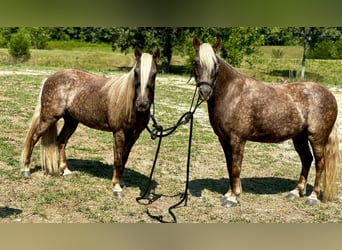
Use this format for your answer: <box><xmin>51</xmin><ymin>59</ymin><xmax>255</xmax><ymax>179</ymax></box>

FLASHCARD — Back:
<box><xmin>21</xmin><ymin>47</ymin><xmax>160</xmax><ymax>197</ymax></box>
<box><xmin>192</xmin><ymin>37</ymin><xmax>338</xmax><ymax>207</ymax></box>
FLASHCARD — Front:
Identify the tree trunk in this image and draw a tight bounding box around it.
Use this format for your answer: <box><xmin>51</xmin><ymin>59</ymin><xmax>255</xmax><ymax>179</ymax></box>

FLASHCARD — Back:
<box><xmin>300</xmin><ymin>43</ymin><xmax>309</xmax><ymax>79</ymax></box>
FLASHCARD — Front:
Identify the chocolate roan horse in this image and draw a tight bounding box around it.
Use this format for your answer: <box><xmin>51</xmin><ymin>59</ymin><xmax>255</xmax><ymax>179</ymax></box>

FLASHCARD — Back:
<box><xmin>192</xmin><ymin>37</ymin><xmax>339</xmax><ymax>207</ymax></box>
<box><xmin>21</xmin><ymin>47</ymin><xmax>160</xmax><ymax>197</ymax></box>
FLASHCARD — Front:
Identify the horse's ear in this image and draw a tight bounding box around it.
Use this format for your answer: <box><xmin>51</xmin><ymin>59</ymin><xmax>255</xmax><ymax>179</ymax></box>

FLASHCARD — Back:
<box><xmin>193</xmin><ymin>37</ymin><xmax>200</xmax><ymax>50</ymax></box>
<box><xmin>134</xmin><ymin>47</ymin><xmax>142</xmax><ymax>59</ymax></box>
<box><xmin>153</xmin><ymin>48</ymin><xmax>160</xmax><ymax>61</ymax></box>
<box><xmin>212</xmin><ymin>37</ymin><xmax>222</xmax><ymax>52</ymax></box>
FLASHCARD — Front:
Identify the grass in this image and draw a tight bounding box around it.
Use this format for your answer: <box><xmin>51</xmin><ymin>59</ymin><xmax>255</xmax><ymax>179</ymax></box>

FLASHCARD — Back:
<box><xmin>0</xmin><ymin>45</ymin><xmax>342</xmax><ymax>222</ymax></box>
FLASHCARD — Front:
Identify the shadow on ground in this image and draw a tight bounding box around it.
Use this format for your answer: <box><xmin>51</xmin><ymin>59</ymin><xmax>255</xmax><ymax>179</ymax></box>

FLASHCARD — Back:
<box><xmin>34</xmin><ymin>159</ymin><xmax>313</xmax><ymax>199</ymax></box>
<box><xmin>66</xmin><ymin>159</ymin><xmax>157</xmax><ymax>196</ymax></box>
<box><xmin>0</xmin><ymin>207</ymin><xmax>22</xmax><ymax>218</ymax></box>
<box><xmin>189</xmin><ymin>177</ymin><xmax>313</xmax><ymax>197</ymax></box>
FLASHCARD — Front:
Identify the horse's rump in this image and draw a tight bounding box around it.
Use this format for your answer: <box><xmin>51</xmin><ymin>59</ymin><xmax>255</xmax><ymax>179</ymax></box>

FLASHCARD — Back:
<box><xmin>228</xmin><ymin>80</ymin><xmax>338</xmax><ymax>143</ymax></box>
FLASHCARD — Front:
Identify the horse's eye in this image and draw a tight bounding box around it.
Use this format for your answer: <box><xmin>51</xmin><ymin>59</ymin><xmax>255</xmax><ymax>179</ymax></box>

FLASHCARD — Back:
<box><xmin>193</xmin><ymin>60</ymin><xmax>198</xmax><ymax>66</ymax></box>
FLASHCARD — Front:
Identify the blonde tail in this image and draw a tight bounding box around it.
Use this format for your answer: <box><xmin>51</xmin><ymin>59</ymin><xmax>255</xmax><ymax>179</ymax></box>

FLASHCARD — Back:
<box><xmin>21</xmin><ymin>101</ymin><xmax>42</xmax><ymax>172</ymax></box>
<box><xmin>322</xmin><ymin>123</ymin><xmax>340</xmax><ymax>202</ymax></box>
<box><xmin>40</xmin><ymin>123</ymin><xmax>59</xmax><ymax>175</ymax></box>
<box><xmin>21</xmin><ymin>79</ymin><xmax>60</xmax><ymax>175</ymax></box>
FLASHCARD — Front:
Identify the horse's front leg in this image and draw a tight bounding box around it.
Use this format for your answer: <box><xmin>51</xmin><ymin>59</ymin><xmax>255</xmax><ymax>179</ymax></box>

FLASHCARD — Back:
<box><xmin>112</xmin><ymin>130</ymin><xmax>126</xmax><ymax>198</ymax></box>
<box><xmin>112</xmin><ymin>130</ymin><xmax>136</xmax><ymax>198</ymax></box>
<box><xmin>219</xmin><ymin>135</ymin><xmax>245</xmax><ymax>208</ymax></box>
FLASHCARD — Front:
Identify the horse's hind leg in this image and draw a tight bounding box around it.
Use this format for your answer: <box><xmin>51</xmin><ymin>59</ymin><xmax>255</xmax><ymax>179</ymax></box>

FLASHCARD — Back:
<box><xmin>286</xmin><ymin>133</ymin><xmax>313</xmax><ymax>200</ymax></box>
<box><xmin>56</xmin><ymin>114</ymin><xmax>79</xmax><ymax>178</ymax></box>
<box><xmin>21</xmin><ymin>117</ymin><xmax>59</xmax><ymax>177</ymax></box>
<box><xmin>306</xmin><ymin>140</ymin><xmax>327</xmax><ymax>206</ymax></box>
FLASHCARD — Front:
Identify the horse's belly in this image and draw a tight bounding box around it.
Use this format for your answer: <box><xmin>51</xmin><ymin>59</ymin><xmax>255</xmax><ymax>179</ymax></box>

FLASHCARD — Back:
<box><xmin>247</xmin><ymin>133</ymin><xmax>298</xmax><ymax>143</ymax></box>
<box><xmin>247</xmin><ymin>118</ymin><xmax>305</xmax><ymax>143</ymax></box>
<box><xmin>67</xmin><ymin>108</ymin><xmax>112</xmax><ymax>131</ymax></box>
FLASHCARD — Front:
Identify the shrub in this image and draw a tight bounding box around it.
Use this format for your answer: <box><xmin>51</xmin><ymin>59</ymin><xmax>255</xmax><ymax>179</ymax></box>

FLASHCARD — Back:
<box><xmin>27</xmin><ymin>27</ymin><xmax>50</xmax><ymax>49</ymax></box>
<box><xmin>307</xmin><ymin>40</ymin><xmax>341</xmax><ymax>59</ymax></box>
<box><xmin>8</xmin><ymin>29</ymin><xmax>31</xmax><ymax>63</ymax></box>
<box><xmin>335</xmin><ymin>39</ymin><xmax>342</xmax><ymax>59</ymax></box>
<box><xmin>271</xmin><ymin>48</ymin><xmax>284</xmax><ymax>58</ymax></box>
<box><xmin>0</xmin><ymin>34</ymin><xmax>6</xmax><ymax>48</ymax></box>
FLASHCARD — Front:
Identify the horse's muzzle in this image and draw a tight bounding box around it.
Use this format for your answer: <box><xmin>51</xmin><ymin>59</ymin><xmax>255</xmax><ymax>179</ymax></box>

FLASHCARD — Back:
<box><xmin>136</xmin><ymin>100</ymin><xmax>150</xmax><ymax>112</ymax></box>
<box><xmin>197</xmin><ymin>82</ymin><xmax>213</xmax><ymax>101</ymax></box>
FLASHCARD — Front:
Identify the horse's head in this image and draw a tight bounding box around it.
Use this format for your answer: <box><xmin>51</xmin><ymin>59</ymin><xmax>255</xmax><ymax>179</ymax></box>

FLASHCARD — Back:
<box><xmin>192</xmin><ymin>37</ymin><xmax>222</xmax><ymax>101</ymax></box>
<box><xmin>133</xmin><ymin>47</ymin><xmax>160</xmax><ymax>112</ymax></box>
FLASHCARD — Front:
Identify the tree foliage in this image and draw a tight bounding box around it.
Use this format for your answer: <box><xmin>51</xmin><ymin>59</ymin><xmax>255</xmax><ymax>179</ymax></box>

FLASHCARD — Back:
<box><xmin>8</xmin><ymin>28</ymin><xmax>31</xmax><ymax>63</ymax></box>
<box><xmin>1</xmin><ymin>27</ymin><xmax>341</xmax><ymax>72</ymax></box>
<box><xmin>110</xmin><ymin>27</ymin><xmax>186</xmax><ymax>72</ymax></box>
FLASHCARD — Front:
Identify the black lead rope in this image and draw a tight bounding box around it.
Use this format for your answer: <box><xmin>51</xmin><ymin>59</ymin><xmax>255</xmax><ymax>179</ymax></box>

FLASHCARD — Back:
<box><xmin>136</xmin><ymin>84</ymin><xmax>202</xmax><ymax>223</ymax></box>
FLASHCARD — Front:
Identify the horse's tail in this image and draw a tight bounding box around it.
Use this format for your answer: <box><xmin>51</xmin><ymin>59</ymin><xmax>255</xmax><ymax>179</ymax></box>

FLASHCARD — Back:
<box><xmin>21</xmin><ymin>80</ymin><xmax>60</xmax><ymax>175</ymax></box>
<box><xmin>40</xmin><ymin>122</ymin><xmax>59</xmax><ymax>175</ymax></box>
<box><xmin>21</xmin><ymin>96</ymin><xmax>42</xmax><ymax>171</ymax></box>
<box><xmin>322</xmin><ymin>123</ymin><xmax>340</xmax><ymax>202</ymax></box>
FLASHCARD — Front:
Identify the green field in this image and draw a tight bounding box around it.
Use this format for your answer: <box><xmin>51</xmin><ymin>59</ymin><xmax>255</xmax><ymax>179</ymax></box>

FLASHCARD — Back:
<box><xmin>0</xmin><ymin>45</ymin><xmax>341</xmax><ymax>222</ymax></box>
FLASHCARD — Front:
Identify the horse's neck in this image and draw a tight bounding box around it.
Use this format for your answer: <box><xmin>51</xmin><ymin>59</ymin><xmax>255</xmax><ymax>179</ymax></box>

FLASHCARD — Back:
<box><xmin>214</xmin><ymin>61</ymin><xmax>241</xmax><ymax>94</ymax></box>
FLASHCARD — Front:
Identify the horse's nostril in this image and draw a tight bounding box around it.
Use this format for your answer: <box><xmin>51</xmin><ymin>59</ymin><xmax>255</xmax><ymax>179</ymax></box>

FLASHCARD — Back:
<box><xmin>199</xmin><ymin>85</ymin><xmax>212</xmax><ymax>100</ymax></box>
<box><xmin>136</xmin><ymin>100</ymin><xmax>149</xmax><ymax>111</ymax></box>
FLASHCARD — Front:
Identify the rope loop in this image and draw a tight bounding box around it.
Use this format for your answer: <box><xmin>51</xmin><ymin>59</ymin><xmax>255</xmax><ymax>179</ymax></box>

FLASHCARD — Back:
<box><xmin>136</xmin><ymin>81</ymin><xmax>202</xmax><ymax>223</ymax></box>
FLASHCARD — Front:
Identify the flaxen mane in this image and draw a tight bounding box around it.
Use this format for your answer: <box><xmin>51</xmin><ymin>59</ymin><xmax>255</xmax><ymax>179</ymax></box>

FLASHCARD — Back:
<box><xmin>199</xmin><ymin>43</ymin><xmax>218</xmax><ymax>73</ymax></box>
<box><xmin>102</xmin><ymin>66</ymin><xmax>136</xmax><ymax>127</ymax></box>
<box><xmin>139</xmin><ymin>53</ymin><xmax>153</xmax><ymax>96</ymax></box>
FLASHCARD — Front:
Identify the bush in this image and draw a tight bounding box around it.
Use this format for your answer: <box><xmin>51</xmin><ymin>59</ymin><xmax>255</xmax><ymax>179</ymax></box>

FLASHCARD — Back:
<box><xmin>0</xmin><ymin>34</ymin><xmax>6</xmax><ymax>48</ymax></box>
<box><xmin>307</xmin><ymin>40</ymin><xmax>342</xmax><ymax>59</ymax></box>
<box><xmin>8</xmin><ymin>29</ymin><xmax>31</xmax><ymax>63</ymax></box>
<box><xmin>335</xmin><ymin>39</ymin><xmax>342</xmax><ymax>59</ymax></box>
<box><xmin>27</xmin><ymin>27</ymin><xmax>50</xmax><ymax>49</ymax></box>
<box><xmin>271</xmin><ymin>48</ymin><xmax>284</xmax><ymax>58</ymax></box>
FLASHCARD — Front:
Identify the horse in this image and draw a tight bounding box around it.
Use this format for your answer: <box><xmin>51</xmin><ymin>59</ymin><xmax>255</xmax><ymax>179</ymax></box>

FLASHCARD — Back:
<box><xmin>21</xmin><ymin>47</ymin><xmax>160</xmax><ymax>197</ymax></box>
<box><xmin>192</xmin><ymin>37</ymin><xmax>339</xmax><ymax>207</ymax></box>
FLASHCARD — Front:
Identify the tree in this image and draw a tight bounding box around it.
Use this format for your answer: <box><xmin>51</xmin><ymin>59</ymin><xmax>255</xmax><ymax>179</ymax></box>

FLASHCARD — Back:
<box><xmin>26</xmin><ymin>27</ymin><xmax>51</xmax><ymax>49</ymax></box>
<box><xmin>8</xmin><ymin>28</ymin><xmax>31</xmax><ymax>63</ymax></box>
<box><xmin>287</xmin><ymin>27</ymin><xmax>341</xmax><ymax>78</ymax></box>
<box><xmin>111</xmin><ymin>27</ymin><xmax>186</xmax><ymax>73</ymax></box>
<box><xmin>182</xmin><ymin>27</ymin><xmax>264</xmax><ymax>67</ymax></box>
<box><xmin>219</xmin><ymin>27</ymin><xmax>264</xmax><ymax>66</ymax></box>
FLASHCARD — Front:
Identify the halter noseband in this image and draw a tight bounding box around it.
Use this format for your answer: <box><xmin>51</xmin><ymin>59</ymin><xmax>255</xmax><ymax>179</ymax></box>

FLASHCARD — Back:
<box><xmin>196</xmin><ymin>81</ymin><xmax>212</xmax><ymax>88</ymax></box>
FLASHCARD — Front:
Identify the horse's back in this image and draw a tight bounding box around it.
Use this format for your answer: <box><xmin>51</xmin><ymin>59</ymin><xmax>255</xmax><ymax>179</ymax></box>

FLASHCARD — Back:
<box><xmin>45</xmin><ymin>68</ymin><xmax>107</xmax><ymax>88</ymax></box>
<box><xmin>40</xmin><ymin>69</ymin><xmax>111</xmax><ymax>129</ymax></box>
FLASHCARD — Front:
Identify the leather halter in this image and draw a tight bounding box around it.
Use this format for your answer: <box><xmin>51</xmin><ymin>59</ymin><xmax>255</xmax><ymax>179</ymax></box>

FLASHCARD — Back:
<box><xmin>195</xmin><ymin>61</ymin><xmax>220</xmax><ymax>91</ymax></box>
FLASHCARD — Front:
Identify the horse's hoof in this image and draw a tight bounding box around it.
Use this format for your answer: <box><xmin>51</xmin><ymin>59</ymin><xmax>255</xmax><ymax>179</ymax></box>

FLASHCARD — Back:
<box><xmin>114</xmin><ymin>191</ymin><xmax>124</xmax><ymax>198</ymax></box>
<box><xmin>63</xmin><ymin>172</ymin><xmax>74</xmax><ymax>179</ymax></box>
<box><xmin>285</xmin><ymin>192</ymin><xmax>299</xmax><ymax>200</ymax></box>
<box><xmin>221</xmin><ymin>197</ymin><xmax>239</xmax><ymax>208</ymax></box>
<box><xmin>21</xmin><ymin>170</ymin><xmax>31</xmax><ymax>178</ymax></box>
<box><xmin>306</xmin><ymin>198</ymin><xmax>319</xmax><ymax>206</ymax></box>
